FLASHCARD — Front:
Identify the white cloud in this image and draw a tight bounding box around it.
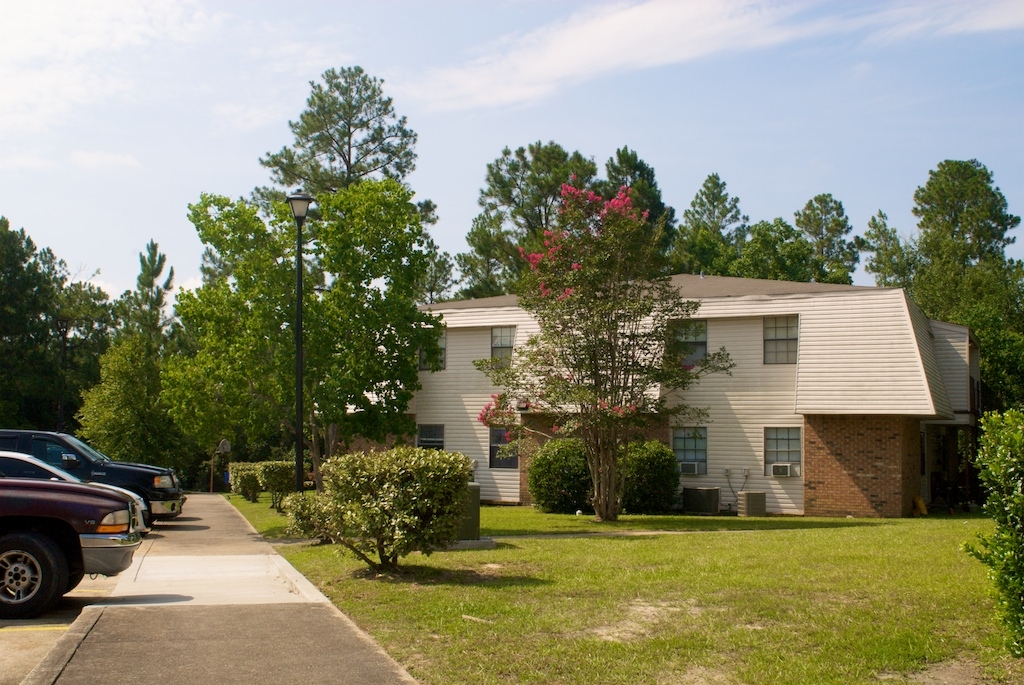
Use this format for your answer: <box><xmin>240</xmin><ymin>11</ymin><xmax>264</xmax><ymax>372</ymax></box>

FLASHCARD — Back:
<box><xmin>69</xmin><ymin>150</ymin><xmax>142</xmax><ymax>170</ymax></box>
<box><xmin>402</xmin><ymin>0</ymin><xmax>813</xmax><ymax>111</ymax></box>
<box><xmin>401</xmin><ymin>0</ymin><xmax>1024</xmax><ymax>112</ymax></box>
<box><xmin>0</xmin><ymin>1</ymin><xmax>224</xmax><ymax>137</ymax></box>
<box><xmin>0</xmin><ymin>154</ymin><xmax>56</xmax><ymax>171</ymax></box>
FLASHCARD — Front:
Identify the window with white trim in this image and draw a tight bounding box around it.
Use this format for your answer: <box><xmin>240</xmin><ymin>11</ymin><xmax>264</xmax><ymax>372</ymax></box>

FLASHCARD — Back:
<box><xmin>419</xmin><ymin>330</ymin><xmax>446</xmax><ymax>371</ymax></box>
<box><xmin>673</xmin><ymin>427</ymin><xmax>707</xmax><ymax>475</ymax></box>
<box><xmin>489</xmin><ymin>427</ymin><xmax>517</xmax><ymax>469</ymax></box>
<box><xmin>763</xmin><ymin>315</ymin><xmax>798</xmax><ymax>364</ymax></box>
<box><xmin>416</xmin><ymin>424</ymin><xmax>444</xmax><ymax>451</ymax></box>
<box><xmin>491</xmin><ymin>326</ymin><xmax>515</xmax><ymax>367</ymax></box>
<box><xmin>679</xmin><ymin>320</ymin><xmax>707</xmax><ymax>368</ymax></box>
<box><xmin>764</xmin><ymin>427</ymin><xmax>801</xmax><ymax>476</ymax></box>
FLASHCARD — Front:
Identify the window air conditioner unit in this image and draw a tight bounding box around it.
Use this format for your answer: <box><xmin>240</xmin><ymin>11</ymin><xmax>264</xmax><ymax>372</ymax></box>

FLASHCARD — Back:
<box><xmin>679</xmin><ymin>462</ymin><xmax>699</xmax><ymax>476</ymax></box>
<box><xmin>771</xmin><ymin>463</ymin><xmax>793</xmax><ymax>477</ymax></box>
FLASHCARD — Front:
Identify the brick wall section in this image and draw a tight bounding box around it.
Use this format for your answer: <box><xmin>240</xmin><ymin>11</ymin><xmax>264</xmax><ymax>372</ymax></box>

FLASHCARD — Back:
<box><xmin>804</xmin><ymin>415</ymin><xmax>920</xmax><ymax>517</ymax></box>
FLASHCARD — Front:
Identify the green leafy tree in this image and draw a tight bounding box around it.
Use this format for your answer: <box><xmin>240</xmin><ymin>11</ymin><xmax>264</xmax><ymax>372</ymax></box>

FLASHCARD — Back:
<box><xmin>965</xmin><ymin>409</ymin><xmax>1024</xmax><ymax>655</ymax></box>
<box><xmin>862</xmin><ymin>159</ymin><xmax>1024</xmax><ymax>410</ymax></box>
<box><xmin>49</xmin><ymin>274</ymin><xmax>112</xmax><ymax>430</ymax></box>
<box><xmin>731</xmin><ymin>218</ymin><xmax>816</xmax><ymax>282</ymax></box>
<box><xmin>0</xmin><ymin>218</ymin><xmax>59</xmax><ymax>427</ymax></box>
<box><xmin>0</xmin><ymin>219</ymin><xmax>114</xmax><ymax>431</ymax></box>
<box><xmin>455</xmin><ymin>213</ymin><xmax>517</xmax><ymax>299</ymax></box>
<box><xmin>671</xmin><ymin>173</ymin><xmax>748</xmax><ymax>275</ymax></box>
<box><xmin>77</xmin><ymin>336</ymin><xmax>191</xmax><ymax>470</ymax></box>
<box><xmin>78</xmin><ymin>242</ymin><xmax>194</xmax><ymax>470</ymax></box>
<box><xmin>794</xmin><ymin>193</ymin><xmax>862</xmax><ymax>284</ymax></box>
<box><xmin>260</xmin><ymin>66</ymin><xmax>417</xmax><ymax>195</ymax></box>
<box><xmin>476</xmin><ymin>185</ymin><xmax>731</xmax><ymax>521</ymax></box>
<box><xmin>165</xmin><ymin>179</ymin><xmax>443</xmax><ymax>490</ymax></box>
<box><xmin>593</xmin><ymin>146</ymin><xmax>677</xmax><ymax>254</ymax></box>
<box><xmin>863</xmin><ymin>211</ymin><xmax>917</xmax><ymax>288</ymax></box>
<box><xmin>418</xmin><ymin>237</ymin><xmax>457</xmax><ymax>305</ymax></box>
<box><xmin>114</xmin><ymin>239</ymin><xmax>175</xmax><ymax>344</ymax></box>
<box><xmin>456</xmin><ymin>141</ymin><xmax>597</xmax><ymax>297</ymax></box>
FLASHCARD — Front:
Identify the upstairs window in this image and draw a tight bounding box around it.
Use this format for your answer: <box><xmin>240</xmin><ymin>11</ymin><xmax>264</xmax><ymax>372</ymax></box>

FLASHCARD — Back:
<box><xmin>419</xmin><ymin>330</ymin><xmax>446</xmax><ymax>371</ymax></box>
<box><xmin>764</xmin><ymin>315</ymin><xmax>798</xmax><ymax>364</ymax></box>
<box><xmin>673</xmin><ymin>427</ymin><xmax>707</xmax><ymax>475</ymax></box>
<box><xmin>679</xmin><ymin>320</ymin><xmax>707</xmax><ymax>368</ymax></box>
<box><xmin>491</xmin><ymin>326</ymin><xmax>515</xmax><ymax>367</ymax></box>
<box><xmin>489</xmin><ymin>428</ymin><xmax>518</xmax><ymax>469</ymax></box>
<box><xmin>416</xmin><ymin>425</ymin><xmax>444</xmax><ymax>451</ymax></box>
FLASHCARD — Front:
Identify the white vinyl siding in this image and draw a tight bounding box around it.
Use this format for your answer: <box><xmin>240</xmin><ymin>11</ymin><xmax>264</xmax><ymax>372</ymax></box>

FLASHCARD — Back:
<box><xmin>792</xmin><ymin>290</ymin><xmax>950</xmax><ymax>416</ymax></box>
<box><xmin>412</xmin><ymin>306</ymin><xmax>538</xmax><ymax>503</ymax></box>
<box><xmin>928</xmin><ymin>321</ymin><xmax>969</xmax><ymax>412</ymax></box>
<box><xmin>663</xmin><ymin>316</ymin><xmax>804</xmax><ymax>514</ymax></box>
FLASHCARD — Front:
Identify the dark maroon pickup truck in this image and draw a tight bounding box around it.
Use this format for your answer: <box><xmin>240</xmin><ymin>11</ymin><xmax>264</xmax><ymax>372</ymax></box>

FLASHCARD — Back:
<box><xmin>0</xmin><ymin>478</ymin><xmax>142</xmax><ymax>619</ymax></box>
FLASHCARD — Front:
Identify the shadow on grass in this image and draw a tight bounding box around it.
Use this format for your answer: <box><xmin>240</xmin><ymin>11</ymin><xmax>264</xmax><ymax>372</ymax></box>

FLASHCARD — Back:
<box><xmin>481</xmin><ymin>516</ymin><xmax>885</xmax><ymax>537</ymax></box>
<box><xmin>353</xmin><ymin>564</ymin><xmax>550</xmax><ymax>589</ymax></box>
<box><xmin>257</xmin><ymin>524</ymin><xmax>292</xmax><ymax>540</ymax></box>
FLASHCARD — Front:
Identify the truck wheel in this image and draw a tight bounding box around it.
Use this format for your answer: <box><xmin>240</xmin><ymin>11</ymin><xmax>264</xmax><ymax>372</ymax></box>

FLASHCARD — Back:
<box><xmin>0</xmin><ymin>533</ymin><xmax>70</xmax><ymax>619</ymax></box>
<box><xmin>66</xmin><ymin>557</ymin><xmax>85</xmax><ymax>593</ymax></box>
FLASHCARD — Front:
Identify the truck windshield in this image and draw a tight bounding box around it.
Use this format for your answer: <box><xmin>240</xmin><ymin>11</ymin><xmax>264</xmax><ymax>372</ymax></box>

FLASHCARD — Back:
<box><xmin>64</xmin><ymin>435</ymin><xmax>112</xmax><ymax>462</ymax></box>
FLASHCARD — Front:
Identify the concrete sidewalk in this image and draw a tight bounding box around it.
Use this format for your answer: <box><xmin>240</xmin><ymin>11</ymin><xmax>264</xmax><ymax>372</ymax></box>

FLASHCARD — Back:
<box><xmin>22</xmin><ymin>494</ymin><xmax>416</xmax><ymax>685</ymax></box>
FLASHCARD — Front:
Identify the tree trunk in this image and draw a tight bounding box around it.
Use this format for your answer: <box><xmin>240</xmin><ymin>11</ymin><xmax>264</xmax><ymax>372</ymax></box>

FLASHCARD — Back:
<box><xmin>588</xmin><ymin>431</ymin><xmax>621</xmax><ymax>521</ymax></box>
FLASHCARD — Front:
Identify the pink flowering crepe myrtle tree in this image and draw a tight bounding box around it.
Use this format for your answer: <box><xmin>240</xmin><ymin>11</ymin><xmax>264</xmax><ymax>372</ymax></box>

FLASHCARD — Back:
<box><xmin>475</xmin><ymin>184</ymin><xmax>732</xmax><ymax>521</ymax></box>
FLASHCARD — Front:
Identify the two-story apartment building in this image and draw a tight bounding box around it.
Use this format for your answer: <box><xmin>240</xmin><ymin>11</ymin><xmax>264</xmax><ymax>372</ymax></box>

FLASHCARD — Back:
<box><xmin>410</xmin><ymin>274</ymin><xmax>980</xmax><ymax>518</ymax></box>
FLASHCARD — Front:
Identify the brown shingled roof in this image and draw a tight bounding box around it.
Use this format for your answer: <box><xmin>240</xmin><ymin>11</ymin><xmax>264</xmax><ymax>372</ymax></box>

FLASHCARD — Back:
<box><xmin>424</xmin><ymin>274</ymin><xmax>882</xmax><ymax>311</ymax></box>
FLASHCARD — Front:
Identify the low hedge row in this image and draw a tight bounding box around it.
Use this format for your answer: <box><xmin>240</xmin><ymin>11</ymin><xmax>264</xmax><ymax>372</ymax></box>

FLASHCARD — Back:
<box><xmin>528</xmin><ymin>438</ymin><xmax>680</xmax><ymax>515</ymax></box>
<box><xmin>228</xmin><ymin>460</ymin><xmax>294</xmax><ymax>510</ymax></box>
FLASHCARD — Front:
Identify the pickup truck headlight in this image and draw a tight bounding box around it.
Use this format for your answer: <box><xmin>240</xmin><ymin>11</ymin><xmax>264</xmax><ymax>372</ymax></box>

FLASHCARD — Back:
<box><xmin>153</xmin><ymin>475</ymin><xmax>174</xmax><ymax>489</ymax></box>
<box><xmin>96</xmin><ymin>509</ymin><xmax>130</xmax><ymax>534</ymax></box>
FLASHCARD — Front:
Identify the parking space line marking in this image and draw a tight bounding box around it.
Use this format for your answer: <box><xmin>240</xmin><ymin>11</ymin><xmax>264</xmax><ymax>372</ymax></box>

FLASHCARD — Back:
<box><xmin>0</xmin><ymin>625</ymin><xmax>69</xmax><ymax>632</ymax></box>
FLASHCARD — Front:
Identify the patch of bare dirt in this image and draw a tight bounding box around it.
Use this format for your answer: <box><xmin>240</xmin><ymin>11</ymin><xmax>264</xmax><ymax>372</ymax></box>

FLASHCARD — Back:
<box><xmin>877</xmin><ymin>660</ymin><xmax>993</xmax><ymax>685</ymax></box>
<box><xmin>657</xmin><ymin>665</ymin><xmax>741</xmax><ymax>685</ymax></box>
<box><xmin>589</xmin><ymin>600</ymin><xmax>684</xmax><ymax>642</ymax></box>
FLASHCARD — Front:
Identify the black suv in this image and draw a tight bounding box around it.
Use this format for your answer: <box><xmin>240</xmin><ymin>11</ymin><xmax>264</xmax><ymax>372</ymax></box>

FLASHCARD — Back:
<box><xmin>0</xmin><ymin>431</ymin><xmax>185</xmax><ymax>522</ymax></box>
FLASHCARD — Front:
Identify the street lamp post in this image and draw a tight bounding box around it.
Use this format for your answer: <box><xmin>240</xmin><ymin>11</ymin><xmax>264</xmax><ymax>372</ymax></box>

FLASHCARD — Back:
<box><xmin>287</xmin><ymin>189</ymin><xmax>313</xmax><ymax>492</ymax></box>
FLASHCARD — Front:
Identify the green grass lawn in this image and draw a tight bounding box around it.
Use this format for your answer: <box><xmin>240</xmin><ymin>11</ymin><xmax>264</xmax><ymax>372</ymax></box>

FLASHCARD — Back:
<box><xmin>229</xmin><ymin>495</ymin><xmax>1023</xmax><ymax>684</ymax></box>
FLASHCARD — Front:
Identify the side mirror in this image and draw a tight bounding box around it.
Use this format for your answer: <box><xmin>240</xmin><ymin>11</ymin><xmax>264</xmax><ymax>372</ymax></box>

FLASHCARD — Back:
<box><xmin>61</xmin><ymin>453</ymin><xmax>80</xmax><ymax>469</ymax></box>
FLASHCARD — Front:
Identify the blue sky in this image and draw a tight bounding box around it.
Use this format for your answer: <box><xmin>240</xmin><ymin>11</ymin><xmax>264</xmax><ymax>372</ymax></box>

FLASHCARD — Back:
<box><xmin>1</xmin><ymin>0</ymin><xmax>1022</xmax><ymax>298</ymax></box>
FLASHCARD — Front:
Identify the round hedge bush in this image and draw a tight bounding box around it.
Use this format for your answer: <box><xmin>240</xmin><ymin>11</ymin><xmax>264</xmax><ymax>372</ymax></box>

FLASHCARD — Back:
<box><xmin>528</xmin><ymin>438</ymin><xmax>592</xmax><ymax>514</ymax></box>
<box><xmin>620</xmin><ymin>440</ymin><xmax>679</xmax><ymax>514</ymax></box>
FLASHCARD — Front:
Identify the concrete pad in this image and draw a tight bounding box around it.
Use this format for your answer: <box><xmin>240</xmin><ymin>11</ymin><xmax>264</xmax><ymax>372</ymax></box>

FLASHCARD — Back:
<box><xmin>104</xmin><ymin>554</ymin><xmax>329</xmax><ymax>605</ymax></box>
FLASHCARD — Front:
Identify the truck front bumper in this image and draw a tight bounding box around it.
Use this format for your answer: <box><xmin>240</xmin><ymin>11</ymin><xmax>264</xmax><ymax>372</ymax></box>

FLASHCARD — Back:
<box><xmin>150</xmin><ymin>495</ymin><xmax>187</xmax><ymax>519</ymax></box>
<box><xmin>80</xmin><ymin>531</ymin><xmax>142</xmax><ymax>576</ymax></box>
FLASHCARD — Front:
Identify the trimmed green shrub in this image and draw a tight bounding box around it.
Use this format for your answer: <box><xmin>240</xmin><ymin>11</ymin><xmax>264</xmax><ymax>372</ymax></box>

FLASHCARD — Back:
<box><xmin>528</xmin><ymin>439</ymin><xmax>592</xmax><ymax>514</ymax></box>
<box><xmin>965</xmin><ymin>409</ymin><xmax>1024</xmax><ymax>656</ymax></box>
<box><xmin>257</xmin><ymin>460</ymin><xmax>293</xmax><ymax>511</ymax></box>
<box><xmin>228</xmin><ymin>462</ymin><xmax>261</xmax><ymax>503</ymax></box>
<box><xmin>620</xmin><ymin>440</ymin><xmax>679</xmax><ymax>514</ymax></box>
<box><xmin>286</xmin><ymin>446</ymin><xmax>472</xmax><ymax>571</ymax></box>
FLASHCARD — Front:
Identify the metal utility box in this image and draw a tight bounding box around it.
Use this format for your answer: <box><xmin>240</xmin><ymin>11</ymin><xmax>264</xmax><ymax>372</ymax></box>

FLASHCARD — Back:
<box><xmin>459</xmin><ymin>482</ymin><xmax>482</xmax><ymax>540</ymax></box>
<box><xmin>682</xmin><ymin>487</ymin><xmax>720</xmax><ymax>515</ymax></box>
<box><xmin>738</xmin><ymin>491</ymin><xmax>767</xmax><ymax>517</ymax></box>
